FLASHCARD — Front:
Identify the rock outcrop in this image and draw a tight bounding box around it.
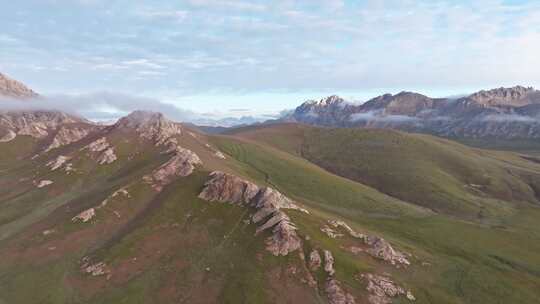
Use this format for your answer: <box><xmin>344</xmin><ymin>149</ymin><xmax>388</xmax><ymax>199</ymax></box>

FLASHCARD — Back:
<box><xmin>44</xmin><ymin>126</ymin><xmax>91</xmax><ymax>152</ymax></box>
<box><xmin>80</xmin><ymin>257</ymin><xmax>108</xmax><ymax>276</ymax></box>
<box><xmin>46</xmin><ymin>155</ymin><xmax>70</xmax><ymax>171</ymax></box>
<box><xmin>0</xmin><ymin>72</ymin><xmax>38</xmax><ymax>98</ymax></box>
<box><xmin>0</xmin><ymin>111</ymin><xmax>89</xmax><ymax>139</ymax></box>
<box><xmin>97</xmin><ymin>148</ymin><xmax>117</xmax><ymax>164</ymax></box>
<box><xmin>328</xmin><ymin>220</ymin><xmax>366</xmax><ymax>239</ymax></box>
<box><xmin>361</xmin><ymin>273</ymin><xmax>414</xmax><ymax>304</ymax></box>
<box><xmin>72</xmin><ymin>208</ymin><xmax>96</xmax><ymax>223</ymax></box>
<box><xmin>144</xmin><ymin>146</ymin><xmax>201</xmax><ymax>191</ymax></box>
<box><xmin>114</xmin><ymin>111</ymin><xmax>183</xmax><ymax>145</ymax></box>
<box><xmin>100</xmin><ymin>188</ymin><xmax>130</xmax><ymax>207</ymax></box>
<box><xmin>324</xmin><ymin>250</ymin><xmax>336</xmax><ymax>276</ymax></box>
<box><xmin>199</xmin><ymin>171</ymin><xmax>307</xmax><ymax>256</ymax></box>
<box><xmin>321</xmin><ymin>225</ymin><xmax>344</xmax><ymax>239</ymax></box>
<box><xmin>309</xmin><ymin>249</ymin><xmax>322</xmax><ymax>271</ymax></box>
<box><xmin>323</xmin><ymin>219</ymin><xmax>410</xmax><ymax>267</ymax></box>
<box><xmin>364</xmin><ymin>236</ymin><xmax>410</xmax><ymax>266</ymax></box>
<box><xmin>36</xmin><ymin>180</ymin><xmax>53</xmax><ymax>188</ymax></box>
<box><xmin>326</xmin><ymin>279</ymin><xmax>356</xmax><ymax>304</ymax></box>
<box><xmin>0</xmin><ymin>130</ymin><xmax>16</xmax><ymax>142</ymax></box>
<box><xmin>82</xmin><ymin>137</ymin><xmax>117</xmax><ymax>165</ymax></box>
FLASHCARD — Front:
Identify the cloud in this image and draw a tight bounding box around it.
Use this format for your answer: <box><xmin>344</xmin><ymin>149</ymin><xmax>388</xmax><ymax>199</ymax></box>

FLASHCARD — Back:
<box><xmin>479</xmin><ymin>114</ymin><xmax>537</xmax><ymax>123</ymax></box>
<box><xmin>349</xmin><ymin>111</ymin><xmax>418</xmax><ymax>122</ymax></box>
<box><xmin>136</xmin><ymin>9</ymin><xmax>188</xmax><ymax>22</ymax></box>
<box><xmin>0</xmin><ymin>92</ymin><xmax>197</xmax><ymax>122</ymax></box>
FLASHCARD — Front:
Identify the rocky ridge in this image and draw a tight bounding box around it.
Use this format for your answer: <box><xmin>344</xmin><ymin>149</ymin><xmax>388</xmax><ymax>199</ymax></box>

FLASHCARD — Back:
<box><xmin>0</xmin><ymin>72</ymin><xmax>38</xmax><ymax>98</ymax></box>
<box><xmin>114</xmin><ymin>111</ymin><xmax>183</xmax><ymax>145</ymax></box>
<box><xmin>198</xmin><ymin>171</ymin><xmax>306</xmax><ymax>256</ymax></box>
<box><xmin>82</xmin><ymin>137</ymin><xmax>117</xmax><ymax>165</ymax></box>
<box><xmin>284</xmin><ymin>86</ymin><xmax>540</xmax><ymax>138</ymax></box>
<box><xmin>44</xmin><ymin>126</ymin><xmax>93</xmax><ymax>152</ymax></box>
<box><xmin>322</xmin><ymin>219</ymin><xmax>410</xmax><ymax>267</ymax></box>
<box><xmin>144</xmin><ymin>146</ymin><xmax>202</xmax><ymax>191</ymax></box>
<box><xmin>198</xmin><ymin>171</ymin><xmax>359</xmax><ymax>303</ymax></box>
<box><xmin>0</xmin><ymin>111</ymin><xmax>88</xmax><ymax>141</ymax></box>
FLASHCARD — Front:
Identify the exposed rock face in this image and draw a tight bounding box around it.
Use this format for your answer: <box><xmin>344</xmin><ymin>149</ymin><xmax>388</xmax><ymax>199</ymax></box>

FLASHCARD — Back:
<box><xmin>328</xmin><ymin>220</ymin><xmax>366</xmax><ymax>239</ymax></box>
<box><xmin>100</xmin><ymin>188</ymin><xmax>130</xmax><ymax>207</ymax></box>
<box><xmin>199</xmin><ymin>171</ymin><xmax>306</xmax><ymax>256</ymax></box>
<box><xmin>47</xmin><ymin>155</ymin><xmax>70</xmax><ymax>171</ymax></box>
<box><xmin>468</xmin><ymin>86</ymin><xmax>537</xmax><ymax>107</ymax></box>
<box><xmin>44</xmin><ymin>126</ymin><xmax>91</xmax><ymax>152</ymax></box>
<box><xmin>361</xmin><ymin>273</ymin><xmax>414</xmax><ymax>304</ymax></box>
<box><xmin>114</xmin><ymin>111</ymin><xmax>183</xmax><ymax>145</ymax></box>
<box><xmin>325</xmin><ymin>279</ymin><xmax>356</xmax><ymax>304</ymax></box>
<box><xmin>324</xmin><ymin>250</ymin><xmax>336</xmax><ymax>276</ymax></box>
<box><xmin>144</xmin><ymin>146</ymin><xmax>202</xmax><ymax>191</ymax></box>
<box><xmin>322</xmin><ymin>219</ymin><xmax>410</xmax><ymax>267</ymax></box>
<box><xmin>0</xmin><ymin>111</ymin><xmax>93</xmax><ymax>148</ymax></box>
<box><xmin>72</xmin><ymin>208</ymin><xmax>96</xmax><ymax>223</ymax></box>
<box><xmin>82</xmin><ymin>137</ymin><xmax>117</xmax><ymax>165</ymax></box>
<box><xmin>36</xmin><ymin>180</ymin><xmax>53</xmax><ymax>188</ymax></box>
<box><xmin>80</xmin><ymin>257</ymin><xmax>108</xmax><ymax>276</ymax></box>
<box><xmin>84</xmin><ymin>137</ymin><xmax>109</xmax><ymax>152</ymax></box>
<box><xmin>321</xmin><ymin>225</ymin><xmax>344</xmax><ymax>238</ymax></box>
<box><xmin>283</xmin><ymin>86</ymin><xmax>540</xmax><ymax>139</ymax></box>
<box><xmin>97</xmin><ymin>148</ymin><xmax>117</xmax><ymax>164</ymax></box>
<box><xmin>0</xmin><ymin>129</ymin><xmax>16</xmax><ymax>142</ymax></box>
<box><xmin>214</xmin><ymin>151</ymin><xmax>226</xmax><ymax>159</ymax></box>
<box><xmin>309</xmin><ymin>249</ymin><xmax>322</xmax><ymax>271</ymax></box>
<box><xmin>364</xmin><ymin>236</ymin><xmax>410</xmax><ymax>266</ymax></box>
<box><xmin>0</xmin><ymin>72</ymin><xmax>38</xmax><ymax>98</ymax></box>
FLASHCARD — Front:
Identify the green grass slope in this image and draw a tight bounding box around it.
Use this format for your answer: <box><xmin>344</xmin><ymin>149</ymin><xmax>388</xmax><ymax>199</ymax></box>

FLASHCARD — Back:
<box><xmin>212</xmin><ymin>126</ymin><xmax>540</xmax><ymax>304</ymax></box>
<box><xmin>1</xmin><ymin>120</ymin><xmax>540</xmax><ymax>304</ymax></box>
<box><xmin>230</xmin><ymin>124</ymin><xmax>540</xmax><ymax>220</ymax></box>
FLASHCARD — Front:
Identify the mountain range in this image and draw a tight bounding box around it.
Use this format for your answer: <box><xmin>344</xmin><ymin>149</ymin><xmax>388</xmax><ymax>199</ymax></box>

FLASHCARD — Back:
<box><xmin>1</xmin><ymin>73</ymin><xmax>540</xmax><ymax>304</ymax></box>
<box><xmin>283</xmin><ymin>86</ymin><xmax>540</xmax><ymax>139</ymax></box>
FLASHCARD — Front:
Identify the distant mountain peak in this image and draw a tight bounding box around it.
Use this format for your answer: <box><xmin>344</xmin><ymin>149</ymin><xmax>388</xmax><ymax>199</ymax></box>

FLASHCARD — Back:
<box><xmin>0</xmin><ymin>72</ymin><xmax>38</xmax><ymax>99</ymax></box>
<box><xmin>467</xmin><ymin>86</ymin><xmax>537</xmax><ymax>107</ymax></box>
<box><xmin>301</xmin><ymin>95</ymin><xmax>346</xmax><ymax>107</ymax></box>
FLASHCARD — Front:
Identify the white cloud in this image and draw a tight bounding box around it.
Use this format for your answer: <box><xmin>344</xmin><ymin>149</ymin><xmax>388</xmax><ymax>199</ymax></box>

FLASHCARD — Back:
<box><xmin>479</xmin><ymin>114</ymin><xmax>537</xmax><ymax>123</ymax></box>
<box><xmin>349</xmin><ymin>111</ymin><xmax>417</xmax><ymax>122</ymax></box>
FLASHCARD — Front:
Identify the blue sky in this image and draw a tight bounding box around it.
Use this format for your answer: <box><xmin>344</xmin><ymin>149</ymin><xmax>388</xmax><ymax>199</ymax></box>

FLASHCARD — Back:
<box><xmin>1</xmin><ymin>0</ymin><xmax>540</xmax><ymax>121</ymax></box>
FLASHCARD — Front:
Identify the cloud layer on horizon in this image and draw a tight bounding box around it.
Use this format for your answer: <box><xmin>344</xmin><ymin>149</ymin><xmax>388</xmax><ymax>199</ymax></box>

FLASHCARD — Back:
<box><xmin>0</xmin><ymin>92</ymin><xmax>271</xmax><ymax>125</ymax></box>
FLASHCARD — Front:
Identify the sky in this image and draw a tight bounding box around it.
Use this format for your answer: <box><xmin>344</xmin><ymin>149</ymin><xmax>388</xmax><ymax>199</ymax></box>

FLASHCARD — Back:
<box><xmin>1</xmin><ymin>0</ymin><xmax>540</xmax><ymax>122</ymax></box>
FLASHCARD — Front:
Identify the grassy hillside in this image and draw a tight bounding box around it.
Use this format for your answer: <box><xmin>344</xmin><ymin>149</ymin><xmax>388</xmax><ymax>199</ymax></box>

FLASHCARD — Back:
<box><xmin>215</xmin><ymin>125</ymin><xmax>540</xmax><ymax>303</ymax></box>
<box><xmin>1</xmin><ymin>120</ymin><xmax>540</xmax><ymax>304</ymax></box>
<box><xmin>230</xmin><ymin>124</ymin><xmax>540</xmax><ymax>220</ymax></box>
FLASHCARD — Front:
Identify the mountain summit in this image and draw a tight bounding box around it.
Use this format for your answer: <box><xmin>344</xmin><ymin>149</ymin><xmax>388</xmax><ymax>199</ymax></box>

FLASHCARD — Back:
<box><xmin>0</xmin><ymin>72</ymin><xmax>38</xmax><ymax>99</ymax></box>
